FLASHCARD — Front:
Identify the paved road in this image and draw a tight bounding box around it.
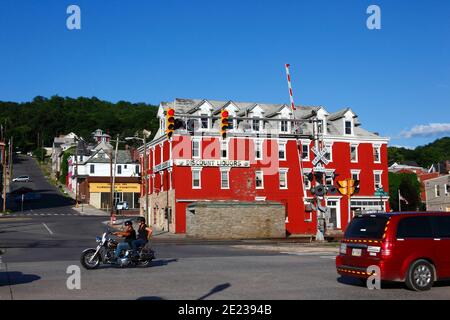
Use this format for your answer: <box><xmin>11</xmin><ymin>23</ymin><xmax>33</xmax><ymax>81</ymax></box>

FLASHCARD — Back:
<box><xmin>8</xmin><ymin>155</ymin><xmax>76</xmax><ymax>214</ymax></box>
<box><xmin>1</xmin><ymin>155</ymin><xmax>450</xmax><ymax>299</ymax></box>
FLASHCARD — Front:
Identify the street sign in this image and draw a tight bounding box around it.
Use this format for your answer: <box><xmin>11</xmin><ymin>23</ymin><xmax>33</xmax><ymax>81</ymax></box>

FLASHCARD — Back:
<box><xmin>374</xmin><ymin>188</ymin><xmax>388</xmax><ymax>197</ymax></box>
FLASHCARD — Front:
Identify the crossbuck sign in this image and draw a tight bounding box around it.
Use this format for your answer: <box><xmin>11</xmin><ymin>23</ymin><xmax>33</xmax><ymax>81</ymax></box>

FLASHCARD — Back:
<box><xmin>311</xmin><ymin>146</ymin><xmax>330</xmax><ymax>166</ymax></box>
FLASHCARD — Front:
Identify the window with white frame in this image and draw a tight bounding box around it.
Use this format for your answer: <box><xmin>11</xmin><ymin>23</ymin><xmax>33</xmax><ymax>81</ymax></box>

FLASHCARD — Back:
<box><xmin>374</xmin><ymin>171</ymin><xmax>382</xmax><ymax>190</ymax></box>
<box><xmin>159</xmin><ymin>172</ymin><xmax>164</xmax><ymax>192</ymax></box>
<box><xmin>252</xmin><ymin>118</ymin><xmax>261</xmax><ymax>131</ymax></box>
<box><xmin>446</xmin><ymin>184</ymin><xmax>449</xmax><ymax>196</ymax></box>
<box><xmin>200</xmin><ymin>114</ymin><xmax>209</xmax><ymax>129</ymax></box>
<box><xmin>317</xmin><ymin>121</ymin><xmax>323</xmax><ymax>134</ymax></box>
<box><xmin>220</xmin><ymin>140</ymin><xmax>228</xmax><ymax>159</ymax></box>
<box><xmin>350</xmin><ymin>144</ymin><xmax>358</xmax><ymax>162</ymax></box>
<box><xmin>345</xmin><ymin>120</ymin><xmax>352</xmax><ymax>135</ymax></box>
<box><xmin>303</xmin><ymin>172</ymin><xmax>311</xmax><ymax>190</ymax></box>
<box><xmin>435</xmin><ymin>185</ymin><xmax>441</xmax><ymax>197</ymax></box>
<box><xmin>192</xmin><ymin>139</ymin><xmax>200</xmax><ymax>159</ymax></box>
<box><xmin>301</xmin><ymin>143</ymin><xmax>310</xmax><ymax>160</ymax></box>
<box><xmin>117</xmin><ymin>165</ymin><xmax>122</xmax><ymax>175</ymax></box>
<box><xmin>279</xmin><ymin>169</ymin><xmax>288</xmax><ymax>189</ymax></box>
<box><xmin>351</xmin><ymin>170</ymin><xmax>360</xmax><ymax>182</ymax></box>
<box><xmin>254</xmin><ymin>140</ymin><xmax>262</xmax><ymax>160</ymax></box>
<box><xmin>373</xmin><ymin>145</ymin><xmax>381</xmax><ymax>163</ymax></box>
<box><xmin>325</xmin><ymin>174</ymin><xmax>334</xmax><ymax>187</ymax></box>
<box><xmin>192</xmin><ymin>169</ymin><xmax>201</xmax><ymax>189</ymax></box>
<box><xmin>280</xmin><ymin>120</ymin><xmax>289</xmax><ymax>133</ymax></box>
<box><xmin>90</xmin><ymin>164</ymin><xmax>95</xmax><ymax>174</ymax></box>
<box><xmin>279</xmin><ymin>142</ymin><xmax>286</xmax><ymax>160</ymax></box>
<box><xmin>255</xmin><ymin>170</ymin><xmax>264</xmax><ymax>189</ymax></box>
<box><xmin>220</xmin><ymin>169</ymin><xmax>230</xmax><ymax>189</ymax></box>
<box><xmin>228</xmin><ymin>117</ymin><xmax>234</xmax><ymax>130</ymax></box>
<box><xmin>324</xmin><ymin>143</ymin><xmax>333</xmax><ymax>162</ymax></box>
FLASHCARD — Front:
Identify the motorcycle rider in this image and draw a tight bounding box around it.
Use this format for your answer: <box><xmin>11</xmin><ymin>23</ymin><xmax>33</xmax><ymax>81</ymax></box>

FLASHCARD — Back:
<box><xmin>111</xmin><ymin>220</ymin><xmax>136</xmax><ymax>259</ymax></box>
<box><xmin>132</xmin><ymin>216</ymin><xmax>153</xmax><ymax>252</ymax></box>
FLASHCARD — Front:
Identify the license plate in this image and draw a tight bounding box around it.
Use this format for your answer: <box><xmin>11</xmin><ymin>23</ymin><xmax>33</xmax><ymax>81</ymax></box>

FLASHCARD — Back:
<box><xmin>352</xmin><ymin>248</ymin><xmax>362</xmax><ymax>257</ymax></box>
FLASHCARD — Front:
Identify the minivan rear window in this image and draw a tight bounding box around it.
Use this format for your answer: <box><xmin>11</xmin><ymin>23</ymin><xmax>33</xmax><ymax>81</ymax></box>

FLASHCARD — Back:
<box><xmin>345</xmin><ymin>215</ymin><xmax>389</xmax><ymax>239</ymax></box>
<box><xmin>396</xmin><ymin>216</ymin><xmax>433</xmax><ymax>238</ymax></box>
<box><xmin>431</xmin><ymin>216</ymin><xmax>450</xmax><ymax>238</ymax></box>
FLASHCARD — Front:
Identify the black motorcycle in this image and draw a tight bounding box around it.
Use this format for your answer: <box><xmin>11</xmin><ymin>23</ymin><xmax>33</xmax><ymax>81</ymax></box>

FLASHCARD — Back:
<box><xmin>80</xmin><ymin>229</ymin><xmax>155</xmax><ymax>269</ymax></box>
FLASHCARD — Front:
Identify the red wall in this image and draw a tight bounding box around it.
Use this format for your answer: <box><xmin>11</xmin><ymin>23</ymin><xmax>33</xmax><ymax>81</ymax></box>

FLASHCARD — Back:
<box><xmin>143</xmin><ymin>135</ymin><xmax>389</xmax><ymax>235</ymax></box>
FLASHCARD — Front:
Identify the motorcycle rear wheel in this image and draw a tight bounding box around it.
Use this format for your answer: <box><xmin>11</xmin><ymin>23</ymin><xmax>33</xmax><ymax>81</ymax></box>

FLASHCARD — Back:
<box><xmin>81</xmin><ymin>249</ymin><xmax>100</xmax><ymax>269</ymax></box>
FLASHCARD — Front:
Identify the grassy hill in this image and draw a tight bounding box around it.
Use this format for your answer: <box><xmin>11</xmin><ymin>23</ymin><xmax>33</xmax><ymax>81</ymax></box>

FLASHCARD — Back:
<box><xmin>388</xmin><ymin>137</ymin><xmax>450</xmax><ymax>168</ymax></box>
<box><xmin>0</xmin><ymin>96</ymin><xmax>159</xmax><ymax>151</ymax></box>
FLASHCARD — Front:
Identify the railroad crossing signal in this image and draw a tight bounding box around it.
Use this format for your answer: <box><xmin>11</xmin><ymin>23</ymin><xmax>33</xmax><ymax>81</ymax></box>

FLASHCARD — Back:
<box><xmin>220</xmin><ymin>110</ymin><xmax>229</xmax><ymax>139</ymax></box>
<box><xmin>337</xmin><ymin>179</ymin><xmax>360</xmax><ymax>196</ymax></box>
<box><xmin>166</xmin><ymin>108</ymin><xmax>175</xmax><ymax>139</ymax></box>
<box><xmin>311</xmin><ymin>146</ymin><xmax>330</xmax><ymax>166</ymax></box>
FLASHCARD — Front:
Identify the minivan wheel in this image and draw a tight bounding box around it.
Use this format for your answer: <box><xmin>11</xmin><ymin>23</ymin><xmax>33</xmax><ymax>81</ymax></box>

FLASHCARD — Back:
<box><xmin>405</xmin><ymin>259</ymin><xmax>435</xmax><ymax>291</ymax></box>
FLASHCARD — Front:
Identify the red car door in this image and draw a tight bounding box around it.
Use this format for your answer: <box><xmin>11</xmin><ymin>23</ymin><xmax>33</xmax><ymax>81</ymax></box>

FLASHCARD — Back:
<box><xmin>431</xmin><ymin>215</ymin><xmax>450</xmax><ymax>279</ymax></box>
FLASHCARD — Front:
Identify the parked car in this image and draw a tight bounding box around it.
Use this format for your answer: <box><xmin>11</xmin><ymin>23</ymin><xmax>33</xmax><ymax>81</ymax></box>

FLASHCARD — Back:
<box><xmin>116</xmin><ymin>201</ymin><xmax>129</xmax><ymax>210</ymax></box>
<box><xmin>336</xmin><ymin>212</ymin><xmax>450</xmax><ymax>291</ymax></box>
<box><xmin>12</xmin><ymin>175</ymin><xmax>31</xmax><ymax>182</ymax></box>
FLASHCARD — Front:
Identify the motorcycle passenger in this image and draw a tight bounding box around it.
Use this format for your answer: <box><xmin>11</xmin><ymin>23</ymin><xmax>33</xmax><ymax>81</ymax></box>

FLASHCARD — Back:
<box><xmin>111</xmin><ymin>220</ymin><xmax>136</xmax><ymax>259</ymax></box>
<box><xmin>132</xmin><ymin>217</ymin><xmax>153</xmax><ymax>252</ymax></box>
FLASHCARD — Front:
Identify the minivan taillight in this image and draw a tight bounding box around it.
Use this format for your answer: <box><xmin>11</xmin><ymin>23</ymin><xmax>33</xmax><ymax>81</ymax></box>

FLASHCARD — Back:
<box><xmin>381</xmin><ymin>241</ymin><xmax>392</xmax><ymax>258</ymax></box>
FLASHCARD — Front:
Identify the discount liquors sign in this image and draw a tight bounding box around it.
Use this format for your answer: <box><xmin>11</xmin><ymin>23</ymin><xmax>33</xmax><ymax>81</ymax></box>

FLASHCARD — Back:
<box><xmin>174</xmin><ymin>159</ymin><xmax>250</xmax><ymax>168</ymax></box>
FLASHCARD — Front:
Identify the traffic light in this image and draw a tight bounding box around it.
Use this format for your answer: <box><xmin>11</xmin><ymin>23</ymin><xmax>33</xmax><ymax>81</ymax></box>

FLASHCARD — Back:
<box><xmin>166</xmin><ymin>108</ymin><xmax>175</xmax><ymax>139</ymax></box>
<box><xmin>315</xmin><ymin>185</ymin><xmax>326</xmax><ymax>197</ymax></box>
<box><xmin>337</xmin><ymin>179</ymin><xmax>360</xmax><ymax>196</ymax></box>
<box><xmin>327</xmin><ymin>185</ymin><xmax>338</xmax><ymax>195</ymax></box>
<box><xmin>347</xmin><ymin>179</ymin><xmax>356</xmax><ymax>196</ymax></box>
<box><xmin>337</xmin><ymin>179</ymin><xmax>348</xmax><ymax>196</ymax></box>
<box><xmin>220</xmin><ymin>110</ymin><xmax>229</xmax><ymax>139</ymax></box>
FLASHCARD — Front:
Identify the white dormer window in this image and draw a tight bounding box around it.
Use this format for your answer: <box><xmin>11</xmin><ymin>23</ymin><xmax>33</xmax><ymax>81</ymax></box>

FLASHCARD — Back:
<box><xmin>345</xmin><ymin>120</ymin><xmax>352</xmax><ymax>135</ymax></box>
<box><xmin>280</xmin><ymin>120</ymin><xmax>289</xmax><ymax>133</ymax></box>
<box><xmin>228</xmin><ymin>116</ymin><xmax>234</xmax><ymax>130</ymax></box>
<box><xmin>200</xmin><ymin>114</ymin><xmax>209</xmax><ymax>129</ymax></box>
<box><xmin>252</xmin><ymin>117</ymin><xmax>261</xmax><ymax>131</ymax></box>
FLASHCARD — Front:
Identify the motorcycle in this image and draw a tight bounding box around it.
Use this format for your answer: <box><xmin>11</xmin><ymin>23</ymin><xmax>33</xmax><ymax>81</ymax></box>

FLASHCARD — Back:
<box><xmin>80</xmin><ymin>228</ymin><xmax>155</xmax><ymax>269</ymax></box>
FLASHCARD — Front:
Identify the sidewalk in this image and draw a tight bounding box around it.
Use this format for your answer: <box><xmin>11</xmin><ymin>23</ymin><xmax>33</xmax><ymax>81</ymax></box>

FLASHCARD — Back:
<box><xmin>72</xmin><ymin>203</ymin><xmax>110</xmax><ymax>216</ymax></box>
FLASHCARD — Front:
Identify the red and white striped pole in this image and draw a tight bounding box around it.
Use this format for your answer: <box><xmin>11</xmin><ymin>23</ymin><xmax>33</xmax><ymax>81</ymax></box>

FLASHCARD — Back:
<box><xmin>285</xmin><ymin>63</ymin><xmax>296</xmax><ymax>111</ymax></box>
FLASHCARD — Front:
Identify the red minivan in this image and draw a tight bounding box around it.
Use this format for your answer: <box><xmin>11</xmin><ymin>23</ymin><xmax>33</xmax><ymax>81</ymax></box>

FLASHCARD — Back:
<box><xmin>336</xmin><ymin>212</ymin><xmax>450</xmax><ymax>291</ymax></box>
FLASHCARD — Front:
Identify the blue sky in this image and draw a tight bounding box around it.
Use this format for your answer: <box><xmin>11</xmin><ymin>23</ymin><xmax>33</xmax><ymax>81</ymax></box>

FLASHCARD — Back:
<box><xmin>0</xmin><ymin>0</ymin><xmax>449</xmax><ymax>148</ymax></box>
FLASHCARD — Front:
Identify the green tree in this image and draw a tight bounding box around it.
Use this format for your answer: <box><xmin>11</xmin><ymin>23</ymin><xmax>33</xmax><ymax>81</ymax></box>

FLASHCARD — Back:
<box><xmin>59</xmin><ymin>148</ymin><xmax>74</xmax><ymax>185</ymax></box>
<box><xmin>388</xmin><ymin>172</ymin><xmax>422</xmax><ymax>211</ymax></box>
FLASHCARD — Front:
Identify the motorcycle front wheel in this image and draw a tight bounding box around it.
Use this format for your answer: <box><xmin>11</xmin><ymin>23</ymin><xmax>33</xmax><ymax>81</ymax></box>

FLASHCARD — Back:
<box><xmin>80</xmin><ymin>249</ymin><xmax>101</xmax><ymax>269</ymax></box>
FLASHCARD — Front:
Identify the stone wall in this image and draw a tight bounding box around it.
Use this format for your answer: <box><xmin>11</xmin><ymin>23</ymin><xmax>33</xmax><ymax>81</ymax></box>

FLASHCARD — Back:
<box><xmin>186</xmin><ymin>201</ymin><xmax>285</xmax><ymax>239</ymax></box>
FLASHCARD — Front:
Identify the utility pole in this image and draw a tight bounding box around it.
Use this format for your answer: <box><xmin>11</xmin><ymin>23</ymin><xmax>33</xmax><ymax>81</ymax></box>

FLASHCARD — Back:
<box><xmin>109</xmin><ymin>149</ymin><xmax>113</xmax><ymax>216</ymax></box>
<box><xmin>143</xmin><ymin>133</ymin><xmax>149</xmax><ymax>222</ymax></box>
<box><xmin>2</xmin><ymin>142</ymin><xmax>6</xmax><ymax>213</ymax></box>
<box><xmin>111</xmin><ymin>134</ymin><xmax>120</xmax><ymax>216</ymax></box>
<box><xmin>75</xmin><ymin>140</ymin><xmax>79</xmax><ymax>208</ymax></box>
<box><xmin>9</xmin><ymin>136</ymin><xmax>13</xmax><ymax>185</ymax></box>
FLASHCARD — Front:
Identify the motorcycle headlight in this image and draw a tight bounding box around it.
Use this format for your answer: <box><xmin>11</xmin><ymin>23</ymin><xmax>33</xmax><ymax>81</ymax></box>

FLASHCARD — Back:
<box><xmin>96</xmin><ymin>236</ymin><xmax>101</xmax><ymax>243</ymax></box>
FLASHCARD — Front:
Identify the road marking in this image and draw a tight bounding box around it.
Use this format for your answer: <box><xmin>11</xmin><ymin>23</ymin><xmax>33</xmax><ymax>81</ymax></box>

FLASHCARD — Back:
<box><xmin>320</xmin><ymin>256</ymin><xmax>336</xmax><ymax>260</ymax></box>
<box><xmin>280</xmin><ymin>252</ymin><xmax>337</xmax><ymax>257</ymax></box>
<box><xmin>40</xmin><ymin>214</ymin><xmax>45</xmax><ymax>216</ymax></box>
<box><xmin>42</xmin><ymin>223</ymin><xmax>54</xmax><ymax>235</ymax></box>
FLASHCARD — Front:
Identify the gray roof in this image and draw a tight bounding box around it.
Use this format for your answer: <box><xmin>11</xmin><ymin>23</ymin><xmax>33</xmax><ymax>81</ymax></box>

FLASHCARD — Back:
<box><xmin>86</xmin><ymin>150</ymin><xmax>134</xmax><ymax>164</ymax></box>
<box><xmin>163</xmin><ymin>98</ymin><xmax>323</xmax><ymax>118</ymax></box>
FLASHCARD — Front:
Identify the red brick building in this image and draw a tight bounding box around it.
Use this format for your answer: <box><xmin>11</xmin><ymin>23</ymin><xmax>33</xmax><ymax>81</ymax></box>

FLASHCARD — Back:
<box><xmin>139</xmin><ymin>99</ymin><xmax>389</xmax><ymax>236</ymax></box>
